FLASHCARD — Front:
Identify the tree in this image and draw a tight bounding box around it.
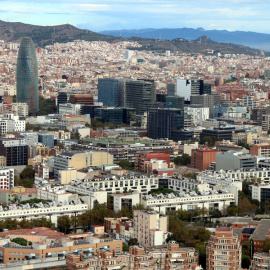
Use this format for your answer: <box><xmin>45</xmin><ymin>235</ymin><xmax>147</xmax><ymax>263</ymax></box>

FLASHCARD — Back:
<box><xmin>118</xmin><ymin>160</ymin><xmax>132</xmax><ymax>170</ymax></box>
<box><xmin>11</xmin><ymin>237</ymin><xmax>32</xmax><ymax>246</ymax></box>
<box><xmin>128</xmin><ymin>238</ymin><xmax>138</xmax><ymax>246</ymax></box>
<box><xmin>210</xmin><ymin>209</ymin><xmax>222</xmax><ymax>218</ymax></box>
<box><xmin>242</xmin><ymin>255</ymin><xmax>251</xmax><ymax>269</ymax></box>
<box><xmin>264</xmin><ymin>238</ymin><xmax>270</xmax><ymax>252</ymax></box>
<box><xmin>200</xmin><ymin>136</ymin><xmax>218</xmax><ymax>147</ymax></box>
<box><xmin>56</xmin><ymin>142</ymin><xmax>65</xmax><ymax>149</ymax></box>
<box><xmin>38</xmin><ymin>96</ymin><xmax>57</xmax><ymax>116</ymax></box>
<box><xmin>21</xmin><ymin>178</ymin><xmax>34</xmax><ymax>188</ymax></box>
<box><xmin>184</xmin><ymin>172</ymin><xmax>197</xmax><ymax>179</ymax></box>
<box><xmin>57</xmin><ymin>215</ymin><xmax>71</xmax><ymax>234</ymax></box>
<box><xmin>123</xmin><ymin>242</ymin><xmax>129</xmax><ymax>252</ymax></box>
<box><xmin>20</xmin><ymin>167</ymin><xmax>34</xmax><ymax>180</ymax></box>
<box><xmin>226</xmin><ymin>205</ymin><xmax>238</xmax><ymax>216</ymax></box>
<box><xmin>238</xmin><ymin>197</ymin><xmax>258</xmax><ymax>216</ymax></box>
<box><xmin>173</xmin><ymin>154</ymin><xmax>191</xmax><ymax>166</ymax></box>
<box><xmin>268</xmin><ymin>129</ymin><xmax>270</xmax><ymax>135</ymax></box>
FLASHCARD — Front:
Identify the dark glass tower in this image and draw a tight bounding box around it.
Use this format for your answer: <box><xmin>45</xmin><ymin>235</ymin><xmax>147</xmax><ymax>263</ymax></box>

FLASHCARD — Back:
<box><xmin>16</xmin><ymin>37</ymin><xmax>39</xmax><ymax>113</ymax></box>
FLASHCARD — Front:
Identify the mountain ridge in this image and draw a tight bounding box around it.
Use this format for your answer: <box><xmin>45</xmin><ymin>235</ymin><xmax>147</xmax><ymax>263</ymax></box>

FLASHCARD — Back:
<box><xmin>0</xmin><ymin>20</ymin><xmax>262</xmax><ymax>55</ymax></box>
<box><xmin>99</xmin><ymin>27</ymin><xmax>270</xmax><ymax>51</ymax></box>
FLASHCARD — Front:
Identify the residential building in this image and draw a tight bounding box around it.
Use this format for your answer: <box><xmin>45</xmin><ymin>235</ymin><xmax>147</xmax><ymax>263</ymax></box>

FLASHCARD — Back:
<box><xmin>262</xmin><ymin>114</ymin><xmax>270</xmax><ymax>131</ymax></box>
<box><xmin>0</xmin><ymin>227</ymin><xmax>122</xmax><ymax>264</ymax></box>
<box><xmin>0</xmin><ymin>167</ymin><xmax>14</xmax><ymax>190</ymax></box>
<box><xmin>191</xmin><ymin>148</ymin><xmax>221</xmax><ymax>171</ymax></box>
<box><xmin>133</xmin><ymin>210</ymin><xmax>168</xmax><ymax>246</ymax></box>
<box><xmin>206</xmin><ymin>227</ymin><xmax>241</xmax><ymax>270</ymax></box>
<box><xmin>0</xmin><ymin>200</ymin><xmax>88</xmax><ymax>226</ymax></box>
<box><xmin>142</xmin><ymin>191</ymin><xmax>235</xmax><ymax>215</ymax></box>
<box><xmin>11</xmin><ymin>103</ymin><xmax>28</xmax><ymax>117</ymax></box>
<box><xmin>250</xmin><ymin>184</ymin><xmax>270</xmax><ymax>209</ymax></box>
<box><xmin>135</xmin><ymin>152</ymin><xmax>170</xmax><ymax>171</ymax></box>
<box><xmin>113</xmin><ymin>193</ymin><xmax>140</xmax><ymax>212</ymax></box>
<box><xmin>69</xmin><ymin>173</ymin><xmax>159</xmax><ymax>195</ymax></box>
<box><xmin>251</xmin><ymin>108</ymin><xmax>270</xmax><ymax>126</ymax></box>
<box><xmin>250</xmin><ymin>250</ymin><xmax>270</xmax><ymax>270</ymax></box>
<box><xmin>251</xmin><ymin>144</ymin><xmax>270</xmax><ymax>157</ymax></box>
<box><xmin>38</xmin><ymin>185</ymin><xmax>78</xmax><ymax>203</ymax></box>
<box><xmin>215</xmin><ymin>151</ymin><xmax>257</xmax><ymax>171</ymax></box>
<box><xmin>66</xmin><ymin>242</ymin><xmax>200</xmax><ymax>270</ymax></box>
<box><xmin>0</xmin><ymin>187</ymin><xmax>36</xmax><ymax>204</ymax></box>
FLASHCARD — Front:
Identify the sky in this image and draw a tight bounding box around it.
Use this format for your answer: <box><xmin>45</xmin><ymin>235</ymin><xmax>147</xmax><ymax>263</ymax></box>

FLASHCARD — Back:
<box><xmin>1</xmin><ymin>0</ymin><xmax>270</xmax><ymax>33</ymax></box>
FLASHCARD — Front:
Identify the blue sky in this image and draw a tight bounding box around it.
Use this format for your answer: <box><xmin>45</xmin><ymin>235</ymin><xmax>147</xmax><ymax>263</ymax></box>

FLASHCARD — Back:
<box><xmin>1</xmin><ymin>0</ymin><xmax>270</xmax><ymax>33</ymax></box>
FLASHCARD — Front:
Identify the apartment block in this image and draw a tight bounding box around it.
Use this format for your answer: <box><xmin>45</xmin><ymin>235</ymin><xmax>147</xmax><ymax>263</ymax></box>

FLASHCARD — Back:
<box><xmin>66</xmin><ymin>242</ymin><xmax>200</xmax><ymax>270</ymax></box>
<box><xmin>143</xmin><ymin>191</ymin><xmax>235</xmax><ymax>215</ymax></box>
<box><xmin>133</xmin><ymin>210</ymin><xmax>168</xmax><ymax>247</ymax></box>
<box><xmin>0</xmin><ymin>228</ymin><xmax>122</xmax><ymax>264</ymax></box>
<box><xmin>191</xmin><ymin>148</ymin><xmax>221</xmax><ymax>171</ymax></box>
<box><xmin>206</xmin><ymin>227</ymin><xmax>241</xmax><ymax>270</ymax></box>
<box><xmin>250</xmin><ymin>144</ymin><xmax>270</xmax><ymax>157</ymax></box>
<box><xmin>250</xmin><ymin>250</ymin><xmax>270</xmax><ymax>270</ymax></box>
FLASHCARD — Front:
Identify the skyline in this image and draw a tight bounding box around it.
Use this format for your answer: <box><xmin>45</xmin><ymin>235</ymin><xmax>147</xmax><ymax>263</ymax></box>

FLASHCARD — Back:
<box><xmin>0</xmin><ymin>0</ymin><xmax>269</xmax><ymax>34</ymax></box>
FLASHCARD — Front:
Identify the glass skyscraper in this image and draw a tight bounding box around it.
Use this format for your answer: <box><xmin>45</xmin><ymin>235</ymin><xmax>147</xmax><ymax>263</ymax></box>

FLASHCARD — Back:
<box><xmin>16</xmin><ymin>37</ymin><xmax>39</xmax><ymax>114</ymax></box>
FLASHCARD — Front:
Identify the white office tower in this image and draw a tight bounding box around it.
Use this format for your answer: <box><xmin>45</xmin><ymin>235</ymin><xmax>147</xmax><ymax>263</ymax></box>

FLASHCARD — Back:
<box><xmin>125</xmin><ymin>50</ymin><xmax>134</xmax><ymax>60</ymax></box>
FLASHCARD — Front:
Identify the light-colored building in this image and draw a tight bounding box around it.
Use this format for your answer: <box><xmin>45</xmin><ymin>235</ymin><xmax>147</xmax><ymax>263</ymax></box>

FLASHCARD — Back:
<box><xmin>216</xmin><ymin>151</ymin><xmax>257</xmax><ymax>171</ymax></box>
<box><xmin>59</xmin><ymin>103</ymin><xmax>81</xmax><ymax>115</ymax></box>
<box><xmin>142</xmin><ymin>191</ymin><xmax>235</xmax><ymax>215</ymax></box>
<box><xmin>11</xmin><ymin>103</ymin><xmax>28</xmax><ymax>117</ymax></box>
<box><xmin>54</xmin><ymin>151</ymin><xmax>113</xmax><ymax>178</ymax></box>
<box><xmin>206</xmin><ymin>227</ymin><xmax>241</xmax><ymax>270</ymax></box>
<box><xmin>0</xmin><ymin>187</ymin><xmax>37</xmax><ymax>204</ymax></box>
<box><xmin>262</xmin><ymin>114</ymin><xmax>270</xmax><ymax>131</ymax></box>
<box><xmin>250</xmin><ymin>250</ymin><xmax>270</xmax><ymax>270</ymax></box>
<box><xmin>113</xmin><ymin>193</ymin><xmax>140</xmax><ymax>212</ymax></box>
<box><xmin>0</xmin><ymin>200</ymin><xmax>88</xmax><ymax>226</ymax></box>
<box><xmin>0</xmin><ymin>167</ymin><xmax>14</xmax><ymax>190</ymax></box>
<box><xmin>69</xmin><ymin>173</ymin><xmax>158</xmax><ymax>195</ymax></box>
<box><xmin>185</xmin><ymin>106</ymin><xmax>209</xmax><ymax>126</ymax></box>
<box><xmin>133</xmin><ymin>210</ymin><xmax>168</xmax><ymax>247</ymax></box>
<box><xmin>38</xmin><ymin>185</ymin><xmax>78</xmax><ymax>203</ymax></box>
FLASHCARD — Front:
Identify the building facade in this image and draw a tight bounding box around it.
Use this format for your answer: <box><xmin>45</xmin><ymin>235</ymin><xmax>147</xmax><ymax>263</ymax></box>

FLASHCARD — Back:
<box><xmin>16</xmin><ymin>37</ymin><xmax>39</xmax><ymax>114</ymax></box>
<box><xmin>206</xmin><ymin>227</ymin><xmax>241</xmax><ymax>270</ymax></box>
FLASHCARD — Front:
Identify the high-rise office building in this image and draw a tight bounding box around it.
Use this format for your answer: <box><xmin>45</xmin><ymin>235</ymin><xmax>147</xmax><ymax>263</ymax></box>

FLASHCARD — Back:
<box><xmin>190</xmin><ymin>94</ymin><xmax>220</xmax><ymax>117</ymax></box>
<box><xmin>147</xmin><ymin>108</ymin><xmax>184</xmax><ymax>141</ymax></box>
<box><xmin>57</xmin><ymin>92</ymin><xmax>68</xmax><ymax>113</ymax></box>
<box><xmin>98</xmin><ymin>78</ymin><xmax>119</xmax><ymax>107</ymax></box>
<box><xmin>16</xmin><ymin>37</ymin><xmax>39</xmax><ymax>114</ymax></box>
<box><xmin>167</xmin><ymin>83</ymin><xmax>176</xmax><ymax>96</ymax></box>
<box><xmin>126</xmin><ymin>80</ymin><xmax>156</xmax><ymax>115</ymax></box>
<box><xmin>176</xmin><ymin>79</ymin><xmax>203</xmax><ymax>101</ymax></box>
